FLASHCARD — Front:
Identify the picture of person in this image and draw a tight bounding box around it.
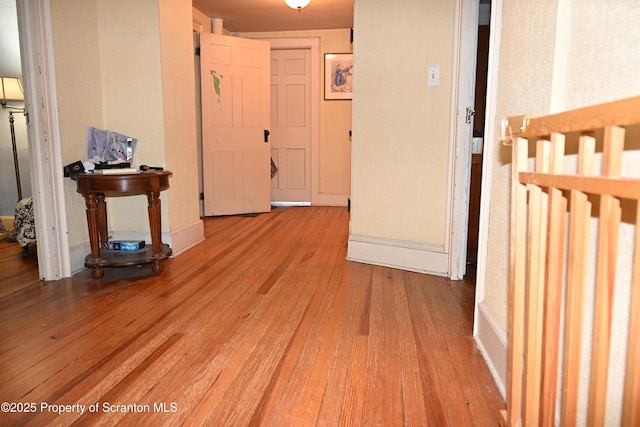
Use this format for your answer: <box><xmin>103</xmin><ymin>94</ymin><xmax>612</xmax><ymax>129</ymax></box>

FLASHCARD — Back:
<box><xmin>325</xmin><ymin>54</ymin><xmax>353</xmax><ymax>100</ymax></box>
<box><xmin>331</xmin><ymin>60</ymin><xmax>353</xmax><ymax>93</ymax></box>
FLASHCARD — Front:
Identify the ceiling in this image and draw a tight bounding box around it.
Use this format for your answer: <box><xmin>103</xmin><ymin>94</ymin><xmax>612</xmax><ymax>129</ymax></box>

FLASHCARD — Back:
<box><xmin>191</xmin><ymin>0</ymin><xmax>354</xmax><ymax>33</ymax></box>
<box><xmin>0</xmin><ymin>0</ymin><xmax>354</xmax><ymax>77</ymax></box>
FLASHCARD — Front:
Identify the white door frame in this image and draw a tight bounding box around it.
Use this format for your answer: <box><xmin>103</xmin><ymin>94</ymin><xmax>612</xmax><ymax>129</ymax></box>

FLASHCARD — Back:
<box><xmin>473</xmin><ymin>0</ymin><xmax>503</xmax><ymax>329</ymax></box>
<box><xmin>448</xmin><ymin>0</ymin><xmax>480</xmax><ymax>280</ymax></box>
<box><xmin>471</xmin><ymin>0</ymin><xmax>507</xmax><ymax>397</ymax></box>
<box><xmin>16</xmin><ymin>0</ymin><xmax>71</xmax><ymax>280</ymax></box>
<box><xmin>253</xmin><ymin>37</ymin><xmax>321</xmax><ymax>205</ymax></box>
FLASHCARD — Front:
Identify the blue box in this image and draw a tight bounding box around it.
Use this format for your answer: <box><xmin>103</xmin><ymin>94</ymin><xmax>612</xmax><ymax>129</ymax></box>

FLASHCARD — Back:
<box><xmin>106</xmin><ymin>240</ymin><xmax>146</xmax><ymax>251</ymax></box>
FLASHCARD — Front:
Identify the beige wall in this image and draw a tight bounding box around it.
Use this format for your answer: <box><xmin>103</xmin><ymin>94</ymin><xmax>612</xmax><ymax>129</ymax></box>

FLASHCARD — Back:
<box><xmin>481</xmin><ymin>0</ymin><xmax>559</xmax><ymax>327</ymax></box>
<box><xmin>94</xmin><ymin>0</ymin><xmax>167</xmax><ymax>233</ymax></box>
<box><xmin>350</xmin><ymin>0</ymin><xmax>455</xmax><ymax>245</ymax></box>
<box><xmin>159</xmin><ymin>0</ymin><xmax>201</xmax><ymax>232</ymax></box>
<box><xmin>484</xmin><ymin>0</ymin><xmax>640</xmax><ymax>328</ymax></box>
<box><xmin>480</xmin><ymin>0</ymin><xmax>640</xmax><ymax>418</ymax></box>
<box><xmin>51</xmin><ymin>0</ymin><xmax>105</xmax><ymax>247</ymax></box>
<box><xmin>348</xmin><ymin>0</ymin><xmax>640</xmax><ymax>404</ymax></box>
<box><xmin>241</xmin><ymin>28</ymin><xmax>353</xmax><ymax>199</ymax></box>
<box><xmin>51</xmin><ymin>0</ymin><xmax>201</xmax><ymax>248</ymax></box>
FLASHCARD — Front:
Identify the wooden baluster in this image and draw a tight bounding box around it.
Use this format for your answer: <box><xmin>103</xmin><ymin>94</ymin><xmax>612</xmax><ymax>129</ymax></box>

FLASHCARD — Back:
<box><xmin>588</xmin><ymin>125</ymin><xmax>624</xmax><ymax>426</ymax></box>
<box><xmin>508</xmin><ymin>136</ymin><xmax>528</xmax><ymax>426</ymax></box>
<box><xmin>560</xmin><ymin>135</ymin><xmax>594</xmax><ymax>426</ymax></box>
<box><xmin>621</xmin><ymin>199</ymin><xmax>640</xmax><ymax>425</ymax></box>
<box><xmin>522</xmin><ymin>139</ymin><xmax>550</xmax><ymax>425</ymax></box>
<box><xmin>540</xmin><ymin>132</ymin><xmax>567</xmax><ymax>426</ymax></box>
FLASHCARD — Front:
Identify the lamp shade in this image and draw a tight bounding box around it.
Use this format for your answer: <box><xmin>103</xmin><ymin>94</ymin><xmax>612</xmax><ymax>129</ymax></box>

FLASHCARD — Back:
<box><xmin>0</xmin><ymin>77</ymin><xmax>24</xmax><ymax>103</ymax></box>
<box><xmin>284</xmin><ymin>0</ymin><xmax>310</xmax><ymax>10</ymax></box>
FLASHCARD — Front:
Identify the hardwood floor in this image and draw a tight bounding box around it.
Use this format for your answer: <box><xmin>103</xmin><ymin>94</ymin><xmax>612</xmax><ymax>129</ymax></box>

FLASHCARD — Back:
<box><xmin>0</xmin><ymin>237</ymin><xmax>39</xmax><ymax>299</ymax></box>
<box><xmin>0</xmin><ymin>206</ymin><xmax>505</xmax><ymax>426</ymax></box>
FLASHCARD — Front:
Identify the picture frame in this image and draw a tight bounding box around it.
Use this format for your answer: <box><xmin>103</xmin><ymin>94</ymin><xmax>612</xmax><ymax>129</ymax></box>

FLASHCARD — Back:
<box><xmin>324</xmin><ymin>53</ymin><xmax>353</xmax><ymax>100</ymax></box>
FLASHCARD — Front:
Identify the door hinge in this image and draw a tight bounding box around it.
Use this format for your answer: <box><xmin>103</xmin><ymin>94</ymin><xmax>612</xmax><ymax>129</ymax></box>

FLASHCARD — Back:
<box><xmin>199</xmin><ymin>192</ymin><xmax>204</xmax><ymax>200</ymax></box>
<box><xmin>195</xmin><ymin>47</ymin><xmax>200</xmax><ymax>56</ymax></box>
<box><xmin>264</xmin><ymin>129</ymin><xmax>270</xmax><ymax>143</ymax></box>
<box><xmin>465</xmin><ymin>107</ymin><xmax>476</xmax><ymax>124</ymax></box>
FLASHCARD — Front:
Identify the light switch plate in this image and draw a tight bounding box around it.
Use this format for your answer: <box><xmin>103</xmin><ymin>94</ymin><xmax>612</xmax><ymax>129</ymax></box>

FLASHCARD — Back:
<box><xmin>428</xmin><ymin>66</ymin><xmax>440</xmax><ymax>86</ymax></box>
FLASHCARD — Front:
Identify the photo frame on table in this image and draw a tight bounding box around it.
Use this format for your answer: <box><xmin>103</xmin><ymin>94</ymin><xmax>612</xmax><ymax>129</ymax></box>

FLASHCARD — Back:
<box><xmin>324</xmin><ymin>53</ymin><xmax>353</xmax><ymax>100</ymax></box>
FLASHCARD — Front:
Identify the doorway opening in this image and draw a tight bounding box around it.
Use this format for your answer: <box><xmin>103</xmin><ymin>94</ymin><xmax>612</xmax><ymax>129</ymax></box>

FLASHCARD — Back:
<box><xmin>465</xmin><ymin>1</ymin><xmax>491</xmax><ymax>274</ymax></box>
<box><xmin>0</xmin><ymin>1</ymin><xmax>37</xmax><ymax>280</ymax></box>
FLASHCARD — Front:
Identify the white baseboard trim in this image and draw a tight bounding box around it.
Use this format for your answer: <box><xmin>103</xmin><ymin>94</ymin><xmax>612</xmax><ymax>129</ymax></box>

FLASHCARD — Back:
<box><xmin>473</xmin><ymin>300</ymin><xmax>508</xmax><ymax>400</ymax></box>
<box><xmin>346</xmin><ymin>234</ymin><xmax>449</xmax><ymax>276</ymax></box>
<box><xmin>313</xmin><ymin>193</ymin><xmax>349</xmax><ymax>207</ymax></box>
<box><xmin>271</xmin><ymin>201</ymin><xmax>312</xmax><ymax>207</ymax></box>
<box><xmin>168</xmin><ymin>219</ymin><xmax>205</xmax><ymax>256</ymax></box>
<box><xmin>70</xmin><ymin>242</ymin><xmax>90</xmax><ymax>275</ymax></box>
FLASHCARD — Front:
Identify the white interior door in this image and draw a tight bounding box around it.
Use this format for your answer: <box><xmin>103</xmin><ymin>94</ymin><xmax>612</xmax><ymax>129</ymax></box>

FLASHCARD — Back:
<box><xmin>200</xmin><ymin>32</ymin><xmax>271</xmax><ymax>216</ymax></box>
<box><xmin>449</xmin><ymin>0</ymin><xmax>480</xmax><ymax>279</ymax></box>
<box><xmin>270</xmin><ymin>49</ymin><xmax>311</xmax><ymax>204</ymax></box>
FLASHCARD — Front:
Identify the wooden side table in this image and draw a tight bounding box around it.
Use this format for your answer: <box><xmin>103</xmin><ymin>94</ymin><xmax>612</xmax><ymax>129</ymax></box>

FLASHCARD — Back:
<box><xmin>71</xmin><ymin>171</ymin><xmax>173</xmax><ymax>278</ymax></box>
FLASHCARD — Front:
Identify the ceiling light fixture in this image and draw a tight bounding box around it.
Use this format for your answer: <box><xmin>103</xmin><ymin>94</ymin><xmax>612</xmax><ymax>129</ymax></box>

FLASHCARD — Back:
<box><xmin>284</xmin><ymin>0</ymin><xmax>310</xmax><ymax>11</ymax></box>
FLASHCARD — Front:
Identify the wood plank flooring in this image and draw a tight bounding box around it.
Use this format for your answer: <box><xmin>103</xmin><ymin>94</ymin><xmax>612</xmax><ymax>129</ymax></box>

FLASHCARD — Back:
<box><xmin>0</xmin><ymin>206</ymin><xmax>505</xmax><ymax>426</ymax></box>
<box><xmin>0</xmin><ymin>237</ymin><xmax>39</xmax><ymax>299</ymax></box>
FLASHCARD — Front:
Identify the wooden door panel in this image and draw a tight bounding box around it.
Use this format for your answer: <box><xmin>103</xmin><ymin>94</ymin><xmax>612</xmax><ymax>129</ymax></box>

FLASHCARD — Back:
<box><xmin>241</xmin><ymin>77</ymin><xmax>263</xmax><ymax>128</ymax></box>
<box><xmin>201</xmin><ymin>32</ymin><xmax>270</xmax><ymax>216</ymax></box>
<box><xmin>286</xmin><ymin>85</ymin><xmax>305</xmax><ymax>126</ymax></box>
<box><xmin>211</xmin><ymin>152</ymin><xmax>234</xmax><ymax>202</ymax></box>
<box><xmin>286</xmin><ymin>149</ymin><xmax>306</xmax><ymax>189</ymax></box>
<box><xmin>270</xmin><ymin>84</ymin><xmax>279</xmax><ymax>128</ymax></box>
<box><xmin>270</xmin><ymin>49</ymin><xmax>311</xmax><ymax>203</ymax></box>
<box><xmin>210</xmin><ymin>151</ymin><xmax>267</xmax><ymax>214</ymax></box>
<box><xmin>208</xmin><ymin>71</ymin><xmax>233</xmax><ymax>125</ymax></box>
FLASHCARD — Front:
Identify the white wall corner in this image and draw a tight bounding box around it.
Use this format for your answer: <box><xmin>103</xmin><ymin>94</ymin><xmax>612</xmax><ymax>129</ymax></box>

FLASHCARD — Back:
<box><xmin>346</xmin><ymin>234</ymin><xmax>449</xmax><ymax>276</ymax></box>
<box><xmin>69</xmin><ymin>242</ymin><xmax>91</xmax><ymax>275</ymax></box>
<box><xmin>473</xmin><ymin>300</ymin><xmax>508</xmax><ymax>401</ymax></box>
<box><xmin>168</xmin><ymin>219</ymin><xmax>205</xmax><ymax>256</ymax></box>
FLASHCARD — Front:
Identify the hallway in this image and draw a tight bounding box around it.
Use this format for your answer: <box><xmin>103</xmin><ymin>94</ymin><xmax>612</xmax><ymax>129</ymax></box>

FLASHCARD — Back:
<box><xmin>0</xmin><ymin>206</ymin><xmax>504</xmax><ymax>425</ymax></box>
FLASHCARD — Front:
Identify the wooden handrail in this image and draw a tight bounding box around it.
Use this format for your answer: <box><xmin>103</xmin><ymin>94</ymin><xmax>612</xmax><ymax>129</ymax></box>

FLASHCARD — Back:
<box><xmin>501</xmin><ymin>95</ymin><xmax>640</xmax><ymax>144</ymax></box>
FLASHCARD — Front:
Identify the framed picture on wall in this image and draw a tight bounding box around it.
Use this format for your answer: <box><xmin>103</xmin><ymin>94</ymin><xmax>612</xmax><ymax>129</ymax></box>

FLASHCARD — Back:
<box><xmin>324</xmin><ymin>53</ymin><xmax>353</xmax><ymax>100</ymax></box>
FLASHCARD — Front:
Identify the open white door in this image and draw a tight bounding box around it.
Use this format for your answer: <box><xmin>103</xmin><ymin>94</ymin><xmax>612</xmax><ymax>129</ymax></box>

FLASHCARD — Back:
<box><xmin>449</xmin><ymin>0</ymin><xmax>480</xmax><ymax>279</ymax></box>
<box><xmin>200</xmin><ymin>32</ymin><xmax>271</xmax><ymax>216</ymax></box>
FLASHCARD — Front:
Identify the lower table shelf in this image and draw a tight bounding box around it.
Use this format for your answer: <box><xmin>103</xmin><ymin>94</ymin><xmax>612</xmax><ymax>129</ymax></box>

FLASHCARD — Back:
<box><xmin>84</xmin><ymin>244</ymin><xmax>172</xmax><ymax>278</ymax></box>
<box><xmin>71</xmin><ymin>171</ymin><xmax>173</xmax><ymax>279</ymax></box>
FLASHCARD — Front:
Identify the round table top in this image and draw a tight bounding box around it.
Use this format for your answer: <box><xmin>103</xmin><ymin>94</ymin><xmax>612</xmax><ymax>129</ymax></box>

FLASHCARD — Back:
<box><xmin>71</xmin><ymin>170</ymin><xmax>172</xmax><ymax>195</ymax></box>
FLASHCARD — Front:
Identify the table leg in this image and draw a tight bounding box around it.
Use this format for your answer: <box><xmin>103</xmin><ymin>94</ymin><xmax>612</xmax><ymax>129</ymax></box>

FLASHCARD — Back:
<box><xmin>96</xmin><ymin>193</ymin><xmax>108</xmax><ymax>248</ymax></box>
<box><xmin>146</xmin><ymin>190</ymin><xmax>163</xmax><ymax>273</ymax></box>
<box><xmin>84</xmin><ymin>193</ymin><xmax>104</xmax><ymax>278</ymax></box>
